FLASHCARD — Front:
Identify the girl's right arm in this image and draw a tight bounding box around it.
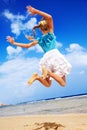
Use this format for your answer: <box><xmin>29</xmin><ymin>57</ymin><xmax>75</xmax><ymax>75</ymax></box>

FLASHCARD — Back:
<box><xmin>6</xmin><ymin>36</ymin><xmax>38</xmax><ymax>48</ymax></box>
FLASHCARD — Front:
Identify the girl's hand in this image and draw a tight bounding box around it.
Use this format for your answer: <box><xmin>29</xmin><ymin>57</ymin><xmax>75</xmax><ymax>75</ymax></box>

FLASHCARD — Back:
<box><xmin>26</xmin><ymin>6</ymin><xmax>37</xmax><ymax>15</ymax></box>
<box><xmin>25</xmin><ymin>35</ymin><xmax>34</xmax><ymax>40</ymax></box>
<box><xmin>6</xmin><ymin>36</ymin><xmax>15</xmax><ymax>44</ymax></box>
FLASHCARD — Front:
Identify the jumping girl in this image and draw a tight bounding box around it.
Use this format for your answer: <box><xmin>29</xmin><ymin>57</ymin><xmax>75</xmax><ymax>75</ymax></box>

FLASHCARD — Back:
<box><xmin>6</xmin><ymin>6</ymin><xmax>72</xmax><ymax>88</ymax></box>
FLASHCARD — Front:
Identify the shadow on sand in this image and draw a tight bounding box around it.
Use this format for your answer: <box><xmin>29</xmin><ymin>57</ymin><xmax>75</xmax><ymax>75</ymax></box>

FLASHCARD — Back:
<box><xmin>34</xmin><ymin>122</ymin><xmax>65</xmax><ymax>130</ymax></box>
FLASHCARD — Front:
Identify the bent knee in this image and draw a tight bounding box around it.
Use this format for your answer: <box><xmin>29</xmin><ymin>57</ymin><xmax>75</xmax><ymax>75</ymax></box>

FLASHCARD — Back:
<box><xmin>46</xmin><ymin>82</ymin><xmax>51</xmax><ymax>88</ymax></box>
<box><xmin>60</xmin><ymin>82</ymin><xmax>66</xmax><ymax>87</ymax></box>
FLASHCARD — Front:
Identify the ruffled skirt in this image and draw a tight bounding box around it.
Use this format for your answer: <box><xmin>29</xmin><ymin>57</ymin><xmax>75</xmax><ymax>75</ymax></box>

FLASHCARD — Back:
<box><xmin>39</xmin><ymin>49</ymin><xmax>72</xmax><ymax>78</ymax></box>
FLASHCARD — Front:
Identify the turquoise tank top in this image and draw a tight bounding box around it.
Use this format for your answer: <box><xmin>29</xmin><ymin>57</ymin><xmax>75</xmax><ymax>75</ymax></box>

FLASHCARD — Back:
<box><xmin>37</xmin><ymin>32</ymin><xmax>56</xmax><ymax>53</ymax></box>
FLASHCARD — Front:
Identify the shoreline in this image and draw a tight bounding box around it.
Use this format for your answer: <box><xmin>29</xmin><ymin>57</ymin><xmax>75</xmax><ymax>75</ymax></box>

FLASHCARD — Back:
<box><xmin>0</xmin><ymin>95</ymin><xmax>87</xmax><ymax>117</ymax></box>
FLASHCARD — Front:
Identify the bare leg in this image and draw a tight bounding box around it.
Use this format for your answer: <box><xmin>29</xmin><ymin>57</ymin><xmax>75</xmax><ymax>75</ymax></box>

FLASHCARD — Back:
<box><xmin>37</xmin><ymin>76</ymin><xmax>52</xmax><ymax>87</ymax></box>
<box><xmin>62</xmin><ymin>75</ymin><xmax>66</xmax><ymax>83</ymax></box>
<box><xmin>28</xmin><ymin>73</ymin><xmax>52</xmax><ymax>87</ymax></box>
<box><xmin>41</xmin><ymin>67</ymin><xmax>66</xmax><ymax>87</ymax></box>
<box><xmin>48</xmin><ymin>71</ymin><xmax>66</xmax><ymax>87</ymax></box>
<box><xmin>42</xmin><ymin>66</ymin><xmax>48</xmax><ymax>79</ymax></box>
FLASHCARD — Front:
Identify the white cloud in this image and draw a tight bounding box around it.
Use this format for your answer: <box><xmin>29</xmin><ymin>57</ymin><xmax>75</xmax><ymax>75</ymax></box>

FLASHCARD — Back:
<box><xmin>3</xmin><ymin>10</ymin><xmax>26</xmax><ymax>21</ymax></box>
<box><xmin>6</xmin><ymin>46</ymin><xmax>23</xmax><ymax>59</ymax></box>
<box><xmin>11</xmin><ymin>22</ymin><xmax>22</xmax><ymax>35</ymax></box>
<box><xmin>0</xmin><ymin>58</ymin><xmax>39</xmax><ymax>77</ymax></box>
<box><xmin>24</xmin><ymin>18</ymin><xmax>37</xmax><ymax>30</ymax></box>
<box><xmin>56</xmin><ymin>41</ymin><xmax>63</xmax><ymax>48</ymax></box>
<box><xmin>80</xmin><ymin>70</ymin><xmax>85</xmax><ymax>75</ymax></box>
<box><xmin>65</xmin><ymin>43</ymin><xmax>87</xmax><ymax>67</ymax></box>
<box><xmin>27</xmin><ymin>44</ymin><xmax>43</xmax><ymax>53</ymax></box>
<box><xmin>6</xmin><ymin>44</ymin><xmax>43</xmax><ymax>60</ymax></box>
<box><xmin>7</xmin><ymin>46</ymin><xmax>22</xmax><ymax>55</ymax></box>
<box><xmin>35</xmin><ymin>44</ymin><xmax>43</xmax><ymax>53</ymax></box>
<box><xmin>0</xmin><ymin>57</ymin><xmax>40</xmax><ymax>104</ymax></box>
<box><xmin>3</xmin><ymin>10</ymin><xmax>14</xmax><ymax>20</ymax></box>
<box><xmin>66</xmin><ymin>43</ymin><xmax>84</xmax><ymax>53</ymax></box>
<box><xmin>3</xmin><ymin>10</ymin><xmax>37</xmax><ymax>36</ymax></box>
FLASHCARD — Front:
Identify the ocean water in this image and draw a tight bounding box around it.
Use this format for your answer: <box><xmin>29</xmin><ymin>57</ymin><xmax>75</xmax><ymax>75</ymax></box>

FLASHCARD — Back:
<box><xmin>0</xmin><ymin>95</ymin><xmax>87</xmax><ymax>117</ymax></box>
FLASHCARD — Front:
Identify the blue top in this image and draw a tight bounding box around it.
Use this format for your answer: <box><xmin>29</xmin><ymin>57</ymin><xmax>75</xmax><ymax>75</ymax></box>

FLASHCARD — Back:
<box><xmin>37</xmin><ymin>32</ymin><xmax>56</xmax><ymax>53</ymax></box>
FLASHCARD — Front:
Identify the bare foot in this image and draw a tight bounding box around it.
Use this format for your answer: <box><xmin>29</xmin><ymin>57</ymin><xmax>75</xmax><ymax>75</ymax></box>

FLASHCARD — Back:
<box><xmin>42</xmin><ymin>67</ymin><xmax>48</xmax><ymax>79</ymax></box>
<box><xmin>27</xmin><ymin>73</ymin><xmax>38</xmax><ymax>85</ymax></box>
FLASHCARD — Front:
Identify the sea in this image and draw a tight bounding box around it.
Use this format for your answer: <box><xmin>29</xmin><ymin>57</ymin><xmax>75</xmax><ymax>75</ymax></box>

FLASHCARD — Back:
<box><xmin>0</xmin><ymin>94</ymin><xmax>87</xmax><ymax>117</ymax></box>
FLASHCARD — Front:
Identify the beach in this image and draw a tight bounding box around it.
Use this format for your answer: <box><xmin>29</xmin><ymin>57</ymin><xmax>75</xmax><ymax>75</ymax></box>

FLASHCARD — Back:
<box><xmin>0</xmin><ymin>95</ymin><xmax>87</xmax><ymax>130</ymax></box>
<box><xmin>0</xmin><ymin>114</ymin><xmax>87</xmax><ymax>130</ymax></box>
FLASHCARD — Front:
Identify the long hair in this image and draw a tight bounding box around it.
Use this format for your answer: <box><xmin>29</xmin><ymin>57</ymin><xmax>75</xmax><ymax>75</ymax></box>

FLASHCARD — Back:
<box><xmin>32</xmin><ymin>18</ymin><xmax>49</xmax><ymax>38</ymax></box>
<box><xmin>32</xmin><ymin>24</ymin><xmax>40</xmax><ymax>38</ymax></box>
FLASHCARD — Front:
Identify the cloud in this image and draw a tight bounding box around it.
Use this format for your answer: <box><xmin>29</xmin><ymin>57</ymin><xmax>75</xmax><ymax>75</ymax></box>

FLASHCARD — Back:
<box><xmin>27</xmin><ymin>44</ymin><xmax>43</xmax><ymax>53</ymax></box>
<box><xmin>3</xmin><ymin>10</ymin><xmax>37</xmax><ymax>36</ymax></box>
<box><xmin>66</xmin><ymin>43</ymin><xmax>84</xmax><ymax>53</ymax></box>
<box><xmin>7</xmin><ymin>46</ymin><xmax>22</xmax><ymax>55</ymax></box>
<box><xmin>65</xmin><ymin>43</ymin><xmax>87</xmax><ymax>67</ymax></box>
<box><xmin>0</xmin><ymin>57</ymin><xmax>40</xmax><ymax>104</ymax></box>
<box><xmin>56</xmin><ymin>41</ymin><xmax>63</xmax><ymax>48</ymax></box>
<box><xmin>80</xmin><ymin>70</ymin><xmax>85</xmax><ymax>75</ymax></box>
<box><xmin>3</xmin><ymin>10</ymin><xmax>26</xmax><ymax>21</ymax></box>
<box><xmin>6</xmin><ymin>44</ymin><xmax>43</xmax><ymax>60</ymax></box>
<box><xmin>6</xmin><ymin>46</ymin><xmax>23</xmax><ymax>59</ymax></box>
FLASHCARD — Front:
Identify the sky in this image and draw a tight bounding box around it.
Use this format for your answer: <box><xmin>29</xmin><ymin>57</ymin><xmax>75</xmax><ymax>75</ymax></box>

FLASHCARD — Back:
<box><xmin>0</xmin><ymin>0</ymin><xmax>87</xmax><ymax>105</ymax></box>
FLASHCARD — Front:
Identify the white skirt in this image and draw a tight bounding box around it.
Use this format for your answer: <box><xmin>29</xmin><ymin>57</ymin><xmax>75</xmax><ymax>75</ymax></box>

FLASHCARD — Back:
<box><xmin>39</xmin><ymin>49</ymin><xmax>72</xmax><ymax>78</ymax></box>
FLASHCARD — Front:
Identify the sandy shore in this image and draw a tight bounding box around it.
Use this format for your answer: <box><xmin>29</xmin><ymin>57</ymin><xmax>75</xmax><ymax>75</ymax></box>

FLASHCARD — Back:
<box><xmin>0</xmin><ymin>114</ymin><xmax>87</xmax><ymax>130</ymax></box>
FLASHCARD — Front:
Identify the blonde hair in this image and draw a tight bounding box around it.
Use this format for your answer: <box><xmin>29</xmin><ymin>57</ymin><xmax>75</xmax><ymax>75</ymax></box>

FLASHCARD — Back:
<box><xmin>32</xmin><ymin>19</ymin><xmax>49</xmax><ymax>37</ymax></box>
<box><xmin>39</xmin><ymin>20</ymin><xmax>49</xmax><ymax>31</ymax></box>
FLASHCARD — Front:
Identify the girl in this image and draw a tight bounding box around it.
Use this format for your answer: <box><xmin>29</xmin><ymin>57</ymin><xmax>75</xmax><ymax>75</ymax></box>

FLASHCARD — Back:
<box><xmin>6</xmin><ymin>6</ymin><xmax>72</xmax><ymax>87</ymax></box>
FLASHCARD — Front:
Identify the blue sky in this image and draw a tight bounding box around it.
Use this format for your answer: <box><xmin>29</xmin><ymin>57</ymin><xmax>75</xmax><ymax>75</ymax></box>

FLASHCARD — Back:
<box><xmin>0</xmin><ymin>0</ymin><xmax>87</xmax><ymax>105</ymax></box>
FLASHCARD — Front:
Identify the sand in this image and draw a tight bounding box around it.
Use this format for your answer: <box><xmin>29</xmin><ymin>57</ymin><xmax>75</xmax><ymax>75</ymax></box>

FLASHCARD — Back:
<box><xmin>0</xmin><ymin>114</ymin><xmax>87</xmax><ymax>130</ymax></box>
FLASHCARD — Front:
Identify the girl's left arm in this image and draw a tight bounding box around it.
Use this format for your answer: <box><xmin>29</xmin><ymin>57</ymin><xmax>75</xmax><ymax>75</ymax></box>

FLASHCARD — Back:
<box><xmin>6</xmin><ymin>36</ymin><xmax>38</xmax><ymax>48</ymax></box>
<box><xmin>26</xmin><ymin>6</ymin><xmax>54</xmax><ymax>33</ymax></box>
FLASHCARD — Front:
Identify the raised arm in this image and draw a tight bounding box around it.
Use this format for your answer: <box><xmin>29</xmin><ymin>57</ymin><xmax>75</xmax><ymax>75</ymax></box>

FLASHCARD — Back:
<box><xmin>6</xmin><ymin>36</ymin><xmax>38</xmax><ymax>48</ymax></box>
<box><xmin>26</xmin><ymin>6</ymin><xmax>54</xmax><ymax>33</ymax></box>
